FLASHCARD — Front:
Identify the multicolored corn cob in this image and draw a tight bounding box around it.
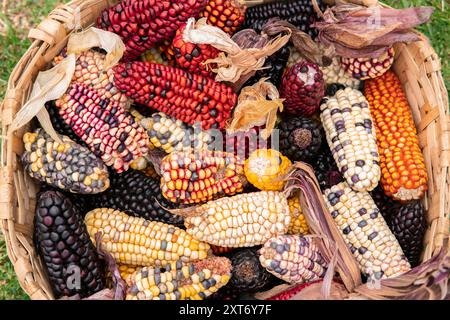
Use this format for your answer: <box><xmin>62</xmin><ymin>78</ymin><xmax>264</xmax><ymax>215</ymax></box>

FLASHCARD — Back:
<box><xmin>56</xmin><ymin>83</ymin><xmax>149</xmax><ymax>173</ymax></box>
<box><xmin>134</xmin><ymin>110</ymin><xmax>213</xmax><ymax>154</ymax></box>
<box><xmin>320</xmin><ymin>87</ymin><xmax>381</xmax><ymax>192</ymax></box>
<box><xmin>142</xmin><ymin>48</ymin><xmax>170</xmax><ymax>66</ymax></box>
<box><xmin>280</xmin><ymin>61</ymin><xmax>325</xmax><ymax>117</ymax></box>
<box><xmin>288</xmin><ymin>194</ymin><xmax>310</xmax><ymax>235</ymax></box>
<box><xmin>46</xmin><ymin>102</ymin><xmax>86</xmax><ymax>147</ymax></box>
<box><xmin>85</xmin><ymin>209</ymin><xmax>211</xmax><ymax>267</ymax></box>
<box><xmin>22</xmin><ymin>129</ymin><xmax>109</xmax><ymax>194</ymax></box>
<box><xmin>88</xmin><ymin>169</ymin><xmax>183</xmax><ymax>227</ymax></box>
<box><xmin>200</xmin><ymin>0</ymin><xmax>246</xmax><ymax>35</ymax></box>
<box><xmin>341</xmin><ymin>47</ymin><xmax>395</xmax><ymax>80</ymax></box>
<box><xmin>35</xmin><ymin>191</ymin><xmax>105</xmax><ymax>298</ymax></box>
<box><xmin>242</xmin><ymin>0</ymin><xmax>322</xmax><ymax>36</ymax></box>
<box><xmin>126</xmin><ymin>257</ymin><xmax>231</xmax><ymax>300</ymax></box>
<box><xmin>160</xmin><ymin>150</ymin><xmax>246</xmax><ymax>205</ymax></box>
<box><xmin>323</xmin><ymin>182</ymin><xmax>411</xmax><ymax>279</ymax></box>
<box><xmin>55</xmin><ymin>50</ymin><xmax>130</xmax><ymax>109</ymax></box>
<box><xmin>321</xmin><ymin>57</ymin><xmax>362</xmax><ymax>89</ymax></box>
<box><xmin>181</xmin><ymin>191</ymin><xmax>291</xmax><ymax>247</ymax></box>
<box><xmin>113</xmin><ymin>62</ymin><xmax>238</xmax><ymax>130</ymax></box>
<box><xmin>259</xmin><ymin>235</ymin><xmax>328</xmax><ymax>284</ymax></box>
<box><xmin>172</xmin><ymin>23</ymin><xmax>220</xmax><ymax>77</ymax></box>
<box><xmin>364</xmin><ymin>71</ymin><xmax>428</xmax><ymax>200</ymax></box>
<box><xmin>244</xmin><ymin>149</ymin><xmax>292</xmax><ymax>191</ymax></box>
<box><xmin>97</xmin><ymin>0</ymin><xmax>207</xmax><ymax>61</ymax></box>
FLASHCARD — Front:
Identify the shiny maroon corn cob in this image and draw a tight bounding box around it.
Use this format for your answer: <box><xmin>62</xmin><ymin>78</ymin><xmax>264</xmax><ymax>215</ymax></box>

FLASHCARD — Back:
<box><xmin>172</xmin><ymin>23</ymin><xmax>220</xmax><ymax>77</ymax></box>
<box><xmin>113</xmin><ymin>62</ymin><xmax>238</xmax><ymax>130</ymax></box>
<box><xmin>280</xmin><ymin>62</ymin><xmax>325</xmax><ymax>117</ymax></box>
<box><xmin>97</xmin><ymin>0</ymin><xmax>207</xmax><ymax>61</ymax></box>
<box><xmin>56</xmin><ymin>83</ymin><xmax>149</xmax><ymax>173</ymax></box>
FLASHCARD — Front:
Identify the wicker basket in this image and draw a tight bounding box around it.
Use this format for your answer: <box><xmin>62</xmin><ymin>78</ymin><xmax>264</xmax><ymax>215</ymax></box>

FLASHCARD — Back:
<box><xmin>0</xmin><ymin>0</ymin><xmax>448</xmax><ymax>300</ymax></box>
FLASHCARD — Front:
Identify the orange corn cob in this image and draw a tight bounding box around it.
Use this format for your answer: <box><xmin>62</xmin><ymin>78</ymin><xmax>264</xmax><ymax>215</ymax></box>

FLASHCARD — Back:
<box><xmin>364</xmin><ymin>71</ymin><xmax>428</xmax><ymax>200</ymax></box>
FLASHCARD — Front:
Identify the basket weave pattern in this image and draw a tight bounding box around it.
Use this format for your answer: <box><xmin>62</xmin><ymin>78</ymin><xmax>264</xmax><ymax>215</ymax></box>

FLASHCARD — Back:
<box><xmin>0</xmin><ymin>0</ymin><xmax>448</xmax><ymax>300</ymax></box>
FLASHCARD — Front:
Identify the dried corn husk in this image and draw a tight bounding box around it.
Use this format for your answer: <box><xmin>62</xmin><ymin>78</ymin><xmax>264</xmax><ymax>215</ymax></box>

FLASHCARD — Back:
<box><xmin>182</xmin><ymin>18</ymin><xmax>290</xmax><ymax>83</ymax></box>
<box><xmin>227</xmin><ymin>78</ymin><xmax>283</xmax><ymax>139</ymax></box>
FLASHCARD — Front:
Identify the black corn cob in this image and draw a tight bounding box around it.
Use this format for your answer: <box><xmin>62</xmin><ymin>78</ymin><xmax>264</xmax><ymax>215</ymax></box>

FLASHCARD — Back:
<box><xmin>370</xmin><ymin>186</ymin><xmax>402</xmax><ymax>224</ymax></box>
<box><xmin>34</xmin><ymin>191</ymin><xmax>105</xmax><ymax>298</ymax></box>
<box><xmin>38</xmin><ymin>185</ymin><xmax>93</xmax><ymax>217</ymax></box>
<box><xmin>89</xmin><ymin>169</ymin><xmax>184</xmax><ymax>227</ymax></box>
<box><xmin>313</xmin><ymin>144</ymin><xmax>344</xmax><ymax>191</ymax></box>
<box><xmin>242</xmin><ymin>0</ymin><xmax>323</xmax><ymax>37</ymax></box>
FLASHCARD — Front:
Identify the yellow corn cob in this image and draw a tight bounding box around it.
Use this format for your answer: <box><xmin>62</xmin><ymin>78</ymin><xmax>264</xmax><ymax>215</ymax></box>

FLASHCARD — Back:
<box><xmin>323</xmin><ymin>182</ymin><xmax>411</xmax><ymax>280</ymax></box>
<box><xmin>126</xmin><ymin>257</ymin><xmax>231</xmax><ymax>300</ymax></box>
<box><xmin>244</xmin><ymin>149</ymin><xmax>292</xmax><ymax>191</ymax></box>
<box><xmin>107</xmin><ymin>265</ymin><xmax>141</xmax><ymax>288</ymax></box>
<box><xmin>320</xmin><ymin>87</ymin><xmax>381</xmax><ymax>192</ymax></box>
<box><xmin>85</xmin><ymin>209</ymin><xmax>211</xmax><ymax>267</ymax></box>
<box><xmin>178</xmin><ymin>191</ymin><xmax>291</xmax><ymax>247</ymax></box>
<box><xmin>287</xmin><ymin>194</ymin><xmax>310</xmax><ymax>235</ymax></box>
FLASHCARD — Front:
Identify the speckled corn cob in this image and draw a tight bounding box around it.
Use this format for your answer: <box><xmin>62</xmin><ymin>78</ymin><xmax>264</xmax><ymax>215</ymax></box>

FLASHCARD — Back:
<box><xmin>126</xmin><ymin>257</ymin><xmax>231</xmax><ymax>300</ymax></box>
<box><xmin>323</xmin><ymin>182</ymin><xmax>411</xmax><ymax>280</ymax></box>
<box><xmin>56</xmin><ymin>83</ymin><xmax>149</xmax><ymax>173</ymax></box>
<box><xmin>320</xmin><ymin>88</ymin><xmax>381</xmax><ymax>192</ymax></box>
<box><xmin>288</xmin><ymin>194</ymin><xmax>310</xmax><ymax>235</ymax></box>
<box><xmin>364</xmin><ymin>71</ymin><xmax>428</xmax><ymax>201</ymax></box>
<box><xmin>85</xmin><ymin>209</ymin><xmax>211</xmax><ymax>267</ymax></box>
<box><xmin>259</xmin><ymin>235</ymin><xmax>328</xmax><ymax>284</ymax></box>
<box><xmin>160</xmin><ymin>150</ymin><xmax>246</xmax><ymax>205</ymax></box>
<box><xmin>182</xmin><ymin>191</ymin><xmax>291</xmax><ymax>247</ymax></box>
<box><xmin>55</xmin><ymin>50</ymin><xmax>130</xmax><ymax>109</ymax></box>
<box><xmin>341</xmin><ymin>47</ymin><xmax>395</xmax><ymax>80</ymax></box>
<box><xmin>22</xmin><ymin>129</ymin><xmax>109</xmax><ymax>194</ymax></box>
<box><xmin>113</xmin><ymin>62</ymin><xmax>238</xmax><ymax>130</ymax></box>
<box><xmin>133</xmin><ymin>110</ymin><xmax>213</xmax><ymax>154</ymax></box>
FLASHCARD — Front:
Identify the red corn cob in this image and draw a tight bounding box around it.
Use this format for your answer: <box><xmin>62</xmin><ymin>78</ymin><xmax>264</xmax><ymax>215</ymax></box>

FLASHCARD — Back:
<box><xmin>56</xmin><ymin>83</ymin><xmax>149</xmax><ymax>173</ymax></box>
<box><xmin>97</xmin><ymin>0</ymin><xmax>208</xmax><ymax>61</ymax></box>
<box><xmin>172</xmin><ymin>23</ymin><xmax>220</xmax><ymax>77</ymax></box>
<box><xmin>113</xmin><ymin>62</ymin><xmax>238</xmax><ymax>130</ymax></box>
<box><xmin>200</xmin><ymin>0</ymin><xmax>247</xmax><ymax>35</ymax></box>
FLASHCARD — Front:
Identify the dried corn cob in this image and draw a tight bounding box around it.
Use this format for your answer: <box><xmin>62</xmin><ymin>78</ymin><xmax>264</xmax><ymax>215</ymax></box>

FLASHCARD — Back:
<box><xmin>22</xmin><ymin>129</ymin><xmax>109</xmax><ymax>194</ymax></box>
<box><xmin>259</xmin><ymin>235</ymin><xmax>328</xmax><ymax>284</ymax></box>
<box><xmin>341</xmin><ymin>47</ymin><xmax>395</xmax><ymax>80</ymax></box>
<box><xmin>46</xmin><ymin>102</ymin><xmax>86</xmax><ymax>147</ymax></box>
<box><xmin>113</xmin><ymin>62</ymin><xmax>238</xmax><ymax>130</ymax></box>
<box><xmin>97</xmin><ymin>0</ymin><xmax>207</xmax><ymax>61</ymax></box>
<box><xmin>126</xmin><ymin>257</ymin><xmax>231</xmax><ymax>300</ymax></box>
<box><xmin>323</xmin><ymin>182</ymin><xmax>411</xmax><ymax>279</ymax></box>
<box><xmin>134</xmin><ymin>110</ymin><xmax>213</xmax><ymax>154</ymax></box>
<box><xmin>288</xmin><ymin>194</ymin><xmax>310</xmax><ymax>235</ymax></box>
<box><xmin>107</xmin><ymin>265</ymin><xmax>141</xmax><ymax>288</ymax></box>
<box><xmin>56</xmin><ymin>83</ymin><xmax>149</xmax><ymax>173</ymax></box>
<box><xmin>160</xmin><ymin>150</ymin><xmax>246</xmax><ymax>205</ymax></box>
<box><xmin>85</xmin><ymin>209</ymin><xmax>211</xmax><ymax>267</ymax></box>
<box><xmin>200</xmin><ymin>0</ymin><xmax>246</xmax><ymax>35</ymax></box>
<box><xmin>55</xmin><ymin>50</ymin><xmax>130</xmax><ymax>109</ymax></box>
<box><xmin>320</xmin><ymin>88</ymin><xmax>381</xmax><ymax>192</ymax></box>
<box><xmin>142</xmin><ymin>48</ymin><xmax>169</xmax><ymax>66</ymax></box>
<box><xmin>364</xmin><ymin>71</ymin><xmax>428</xmax><ymax>200</ymax></box>
<box><xmin>244</xmin><ymin>149</ymin><xmax>292</xmax><ymax>191</ymax></box>
<box><xmin>178</xmin><ymin>191</ymin><xmax>291</xmax><ymax>247</ymax></box>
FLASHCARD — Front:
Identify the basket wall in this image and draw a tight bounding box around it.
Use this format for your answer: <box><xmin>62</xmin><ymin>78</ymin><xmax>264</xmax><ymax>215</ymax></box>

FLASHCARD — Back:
<box><xmin>0</xmin><ymin>0</ymin><xmax>448</xmax><ymax>300</ymax></box>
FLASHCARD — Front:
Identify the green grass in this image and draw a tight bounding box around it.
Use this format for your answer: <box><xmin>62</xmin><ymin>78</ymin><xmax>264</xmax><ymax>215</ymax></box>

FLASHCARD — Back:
<box><xmin>0</xmin><ymin>0</ymin><xmax>448</xmax><ymax>300</ymax></box>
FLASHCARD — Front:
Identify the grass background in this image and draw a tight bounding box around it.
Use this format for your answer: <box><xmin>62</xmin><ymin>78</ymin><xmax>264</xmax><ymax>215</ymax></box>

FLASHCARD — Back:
<box><xmin>0</xmin><ymin>0</ymin><xmax>448</xmax><ymax>300</ymax></box>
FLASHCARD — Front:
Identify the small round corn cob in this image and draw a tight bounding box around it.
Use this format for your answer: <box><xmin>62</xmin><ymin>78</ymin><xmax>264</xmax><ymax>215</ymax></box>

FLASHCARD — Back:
<box><xmin>22</xmin><ymin>129</ymin><xmax>110</xmax><ymax>194</ymax></box>
<box><xmin>35</xmin><ymin>191</ymin><xmax>105</xmax><ymax>298</ymax></box>
<box><xmin>172</xmin><ymin>22</ymin><xmax>220</xmax><ymax>78</ymax></box>
<box><xmin>200</xmin><ymin>0</ymin><xmax>246</xmax><ymax>35</ymax></box>
<box><xmin>179</xmin><ymin>191</ymin><xmax>291</xmax><ymax>247</ymax></box>
<box><xmin>126</xmin><ymin>257</ymin><xmax>231</xmax><ymax>300</ymax></box>
<box><xmin>320</xmin><ymin>88</ymin><xmax>381</xmax><ymax>192</ymax></box>
<box><xmin>244</xmin><ymin>149</ymin><xmax>292</xmax><ymax>191</ymax></box>
<box><xmin>97</xmin><ymin>0</ymin><xmax>208</xmax><ymax>61</ymax></box>
<box><xmin>85</xmin><ymin>209</ymin><xmax>211</xmax><ymax>267</ymax></box>
<box><xmin>323</xmin><ymin>182</ymin><xmax>411</xmax><ymax>280</ymax></box>
<box><xmin>160</xmin><ymin>150</ymin><xmax>246</xmax><ymax>205</ymax></box>
<box><xmin>135</xmin><ymin>110</ymin><xmax>213</xmax><ymax>154</ymax></box>
<box><xmin>341</xmin><ymin>47</ymin><xmax>395</xmax><ymax>80</ymax></box>
<box><xmin>113</xmin><ymin>62</ymin><xmax>238</xmax><ymax>130</ymax></box>
<box><xmin>288</xmin><ymin>194</ymin><xmax>310</xmax><ymax>235</ymax></box>
<box><xmin>142</xmin><ymin>48</ymin><xmax>169</xmax><ymax>66</ymax></box>
<box><xmin>54</xmin><ymin>50</ymin><xmax>130</xmax><ymax>109</ymax></box>
<box><xmin>259</xmin><ymin>235</ymin><xmax>328</xmax><ymax>284</ymax></box>
<box><xmin>364</xmin><ymin>71</ymin><xmax>428</xmax><ymax>201</ymax></box>
<box><xmin>56</xmin><ymin>83</ymin><xmax>149</xmax><ymax>173</ymax></box>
